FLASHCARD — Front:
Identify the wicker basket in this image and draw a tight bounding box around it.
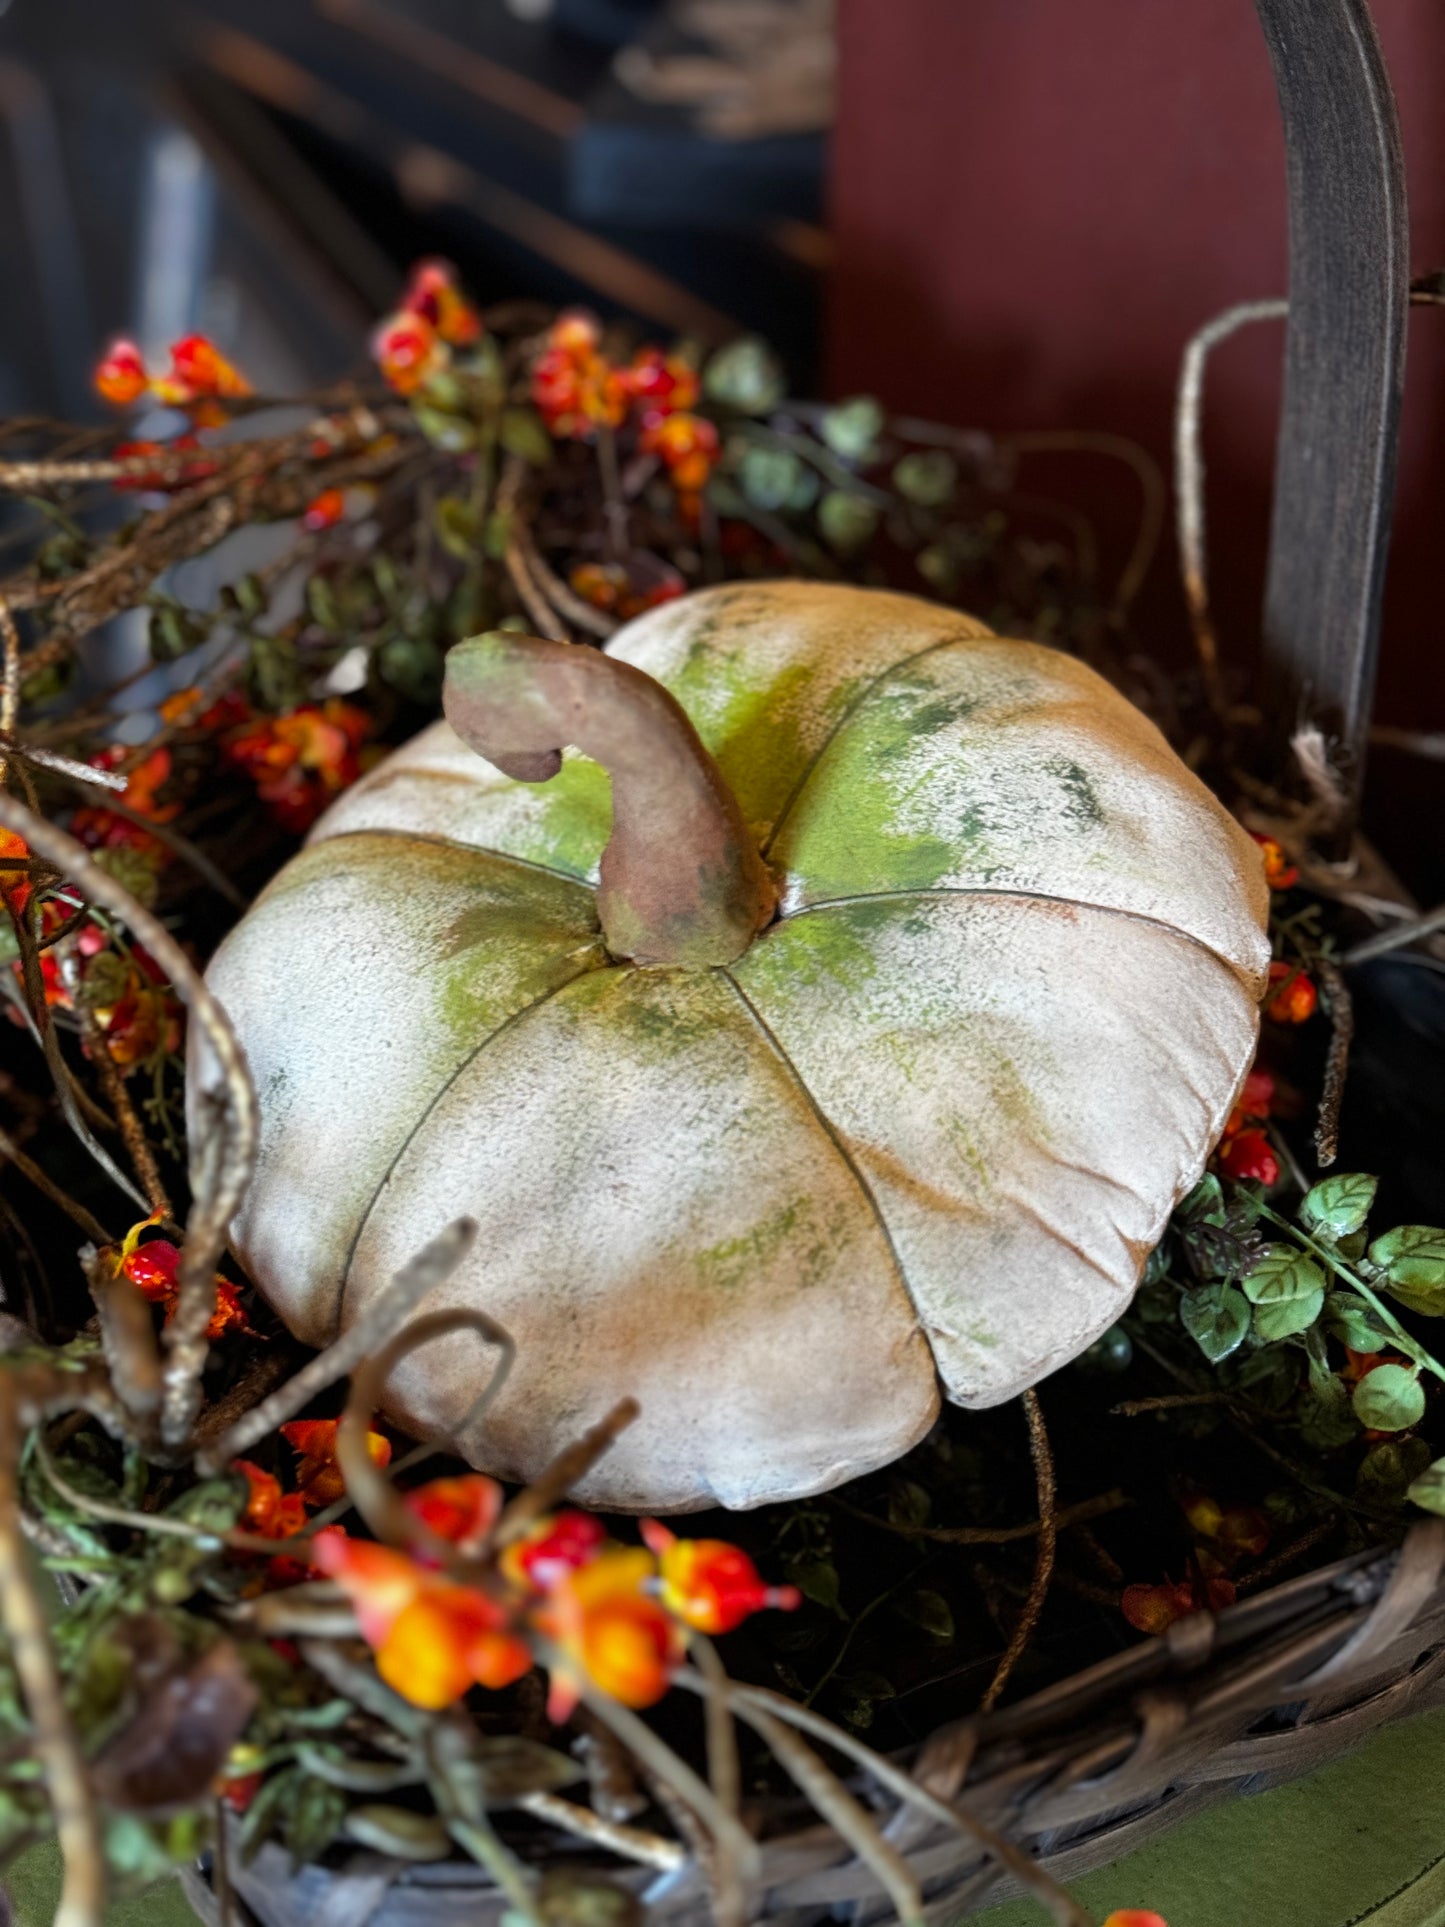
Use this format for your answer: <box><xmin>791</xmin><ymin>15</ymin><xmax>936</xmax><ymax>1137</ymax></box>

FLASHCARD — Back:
<box><xmin>166</xmin><ymin>0</ymin><xmax>1439</xmax><ymax>1918</ymax></box>
<box><xmin>177</xmin><ymin>1523</ymin><xmax>1445</xmax><ymax>1924</ymax></box>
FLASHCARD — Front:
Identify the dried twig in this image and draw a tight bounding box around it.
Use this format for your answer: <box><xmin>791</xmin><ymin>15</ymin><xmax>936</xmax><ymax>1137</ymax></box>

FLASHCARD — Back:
<box><xmin>0</xmin><ymin>592</ymin><xmax>21</xmax><ymax>772</ymax></box>
<box><xmin>1343</xmin><ymin>900</ymin><xmax>1445</xmax><ymax>964</ymax></box>
<box><xmin>1314</xmin><ymin>957</ymin><xmax>1354</xmax><ymax>1168</ymax></box>
<box><xmin>1174</xmin><ymin>298</ymin><xmax>1288</xmax><ymax>710</ymax></box>
<box><xmin>832</xmin><ymin>1485</ymin><xmax>1126</xmax><ymax>1547</ymax></box>
<box><xmin>688</xmin><ymin>1634</ymin><xmax>747</xmax><ymax>1927</ymax></box>
<box><xmin>0</xmin><ymin>1123</ymin><xmax>112</xmax><ymax>1246</ymax></box>
<box><xmin>739</xmin><ymin>1697</ymin><xmax>924</xmax><ymax>1926</ymax></box>
<box><xmin>65</xmin><ymin>949</ymin><xmax>171</xmax><ymax>1218</ymax></box>
<box><xmin>88</xmin><ymin>1261</ymin><xmax>163</xmax><ymax>1424</ymax></box>
<box><xmin>512</xmin><ymin>523</ymin><xmax>617</xmax><ymax>639</ymax></box>
<box><xmin>0</xmin><ymin>796</ymin><xmax>261</xmax><ymax>1450</ymax></box>
<box><xmin>198</xmin><ymin>1218</ymin><xmax>482</xmax><ymax>1473</ymax></box>
<box><xmin>711</xmin><ymin>1682</ymin><xmax>1093</xmax><ymax>1927</ymax></box>
<box><xmin>506</xmin><ymin>537</ymin><xmax>570</xmax><ymax>641</ymax></box>
<box><xmin>339</xmin><ymin>1298</ymin><xmax>515</xmax><ymax>1573</ymax></box>
<box><xmin>0</xmin><ymin>1387</ymin><xmax>106</xmax><ymax>1927</ymax></box>
<box><xmin>493</xmin><ymin>1396</ymin><xmax>641</xmax><ymax>1548</ymax></box>
<box><xmin>516</xmin><ymin>1791</ymin><xmax>685</xmax><ymax>1873</ymax></box>
<box><xmin>563</xmin><ymin>1668</ymin><xmax>758</xmax><ymax>1885</ymax></box>
<box><xmin>979</xmin><ymin>1389</ymin><xmax>1057</xmax><ymax>1714</ymax></box>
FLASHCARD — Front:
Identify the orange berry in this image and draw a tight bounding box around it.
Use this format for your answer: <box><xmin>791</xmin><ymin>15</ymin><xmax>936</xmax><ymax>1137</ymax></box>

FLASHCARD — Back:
<box><xmin>1265</xmin><ymin>960</ymin><xmax>1317</xmax><ymax>1024</ymax></box>
<box><xmin>94</xmin><ymin>338</ymin><xmax>150</xmax><ymax>406</ymax></box>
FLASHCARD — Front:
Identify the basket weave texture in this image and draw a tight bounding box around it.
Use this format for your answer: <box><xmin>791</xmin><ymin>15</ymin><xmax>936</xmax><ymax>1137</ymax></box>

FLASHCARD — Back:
<box><xmin>179</xmin><ymin>1518</ymin><xmax>1445</xmax><ymax>1926</ymax></box>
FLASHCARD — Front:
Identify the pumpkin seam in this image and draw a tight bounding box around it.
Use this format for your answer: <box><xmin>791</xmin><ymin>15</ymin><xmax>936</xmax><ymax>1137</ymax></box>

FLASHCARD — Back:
<box><xmin>307</xmin><ymin>825</ymin><xmax>598</xmax><ymax>893</ymax></box>
<box><xmin>717</xmin><ymin>967</ymin><xmax>919</xmax><ymax>1327</ymax></box>
<box><xmin>758</xmin><ymin>622</ymin><xmax>995</xmax><ymax>859</ymax></box>
<box><xmin>775</xmin><ymin>886</ymin><xmax>1266</xmax><ymax>994</ymax></box>
<box><xmin>329</xmin><ymin>955</ymin><xmax>611</xmax><ymax>1340</ymax></box>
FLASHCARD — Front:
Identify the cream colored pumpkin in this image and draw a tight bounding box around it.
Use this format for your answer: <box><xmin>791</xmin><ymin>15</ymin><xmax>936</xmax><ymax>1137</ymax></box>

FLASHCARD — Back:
<box><xmin>190</xmin><ymin>582</ymin><xmax>1269</xmax><ymax>1512</ymax></box>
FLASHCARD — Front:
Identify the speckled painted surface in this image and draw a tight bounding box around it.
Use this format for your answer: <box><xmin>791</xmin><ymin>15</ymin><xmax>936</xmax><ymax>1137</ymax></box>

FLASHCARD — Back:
<box><xmin>192</xmin><ymin>581</ymin><xmax>1271</xmax><ymax>1511</ymax></box>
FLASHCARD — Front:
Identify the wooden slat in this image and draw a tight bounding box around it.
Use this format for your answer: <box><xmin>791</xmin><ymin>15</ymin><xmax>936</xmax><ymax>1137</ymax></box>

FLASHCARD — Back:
<box><xmin>1254</xmin><ymin>0</ymin><xmax>1409</xmax><ymax>819</ymax></box>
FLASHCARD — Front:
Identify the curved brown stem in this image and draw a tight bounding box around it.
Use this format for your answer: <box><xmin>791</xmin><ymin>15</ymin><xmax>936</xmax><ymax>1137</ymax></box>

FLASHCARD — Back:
<box><xmin>443</xmin><ymin>632</ymin><xmax>776</xmax><ymax>967</ymax></box>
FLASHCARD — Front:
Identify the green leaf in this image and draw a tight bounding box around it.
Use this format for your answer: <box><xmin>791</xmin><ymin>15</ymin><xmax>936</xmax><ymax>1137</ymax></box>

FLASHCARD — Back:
<box><xmin>1179</xmin><ymin>1282</ymin><xmax>1250</xmax><ymax>1361</ymax></box>
<box><xmin>1242</xmin><ymin>1245</ymin><xmax>1327</xmax><ymax>1307</ymax></box>
<box><xmin>1300</xmin><ymin>1173</ymin><xmax>1377</xmax><ymax>1240</ymax></box>
<box><xmin>147</xmin><ymin>601</ymin><xmax>209</xmax><ymax>663</ymax></box>
<box><xmin>1323</xmin><ymin>1292</ymin><xmax>1395</xmax><ymax>1352</ymax></box>
<box><xmin>1297</xmin><ymin>1373</ymin><xmax>1359</xmax><ymax>1450</ymax></box>
<box><xmin>703</xmin><ymin>336</ymin><xmax>785</xmax><ymax>414</ymax></box>
<box><xmin>378</xmin><ymin>634</ymin><xmax>443</xmax><ymax>705</ymax></box>
<box><xmin>1407</xmin><ymin>1456</ymin><xmax>1445</xmax><ymax>1516</ymax></box>
<box><xmin>785</xmin><ymin>1554</ymin><xmax>841</xmax><ymax>1615</ymax></box>
<box><xmin>892</xmin><ymin>449</ymin><xmax>958</xmax><ymax>508</ymax></box>
<box><xmin>1254</xmin><ymin>1288</ymin><xmax>1324</xmax><ymax>1342</ymax></box>
<box><xmin>887</xmin><ymin>1479</ymin><xmax>932</xmax><ymax>1529</ymax></box>
<box><xmin>344</xmin><ymin>1803</ymin><xmax>449</xmax><ymax>1861</ymax></box>
<box><xmin>915</xmin><ymin>542</ymin><xmax>959</xmax><ymax>595</ymax></box>
<box><xmin>739</xmin><ymin>445</ymin><xmax>814</xmax><ymax>512</ymax></box>
<box><xmin>817</xmin><ymin>490</ymin><xmax>879</xmax><ymax>554</ymax></box>
<box><xmin>897</xmin><ymin>1588</ymin><xmax>955</xmax><ymax>1643</ymax></box>
<box><xmin>1368</xmin><ymin>1225</ymin><xmax>1445</xmax><ymax>1316</ymax></box>
<box><xmin>819</xmin><ymin>395</ymin><xmax>884</xmax><ymax>462</ymax></box>
<box><xmin>499</xmin><ymin>407</ymin><xmax>553</xmax><ymax>466</ymax></box>
<box><xmin>1178</xmin><ymin>1173</ymin><xmax>1226</xmax><ymax>1226</ymax></box>
<box><xmin>435</xmin><ymin>494</ymin><xmax>484</xmax><ymax>562</ymax></box>
<box><xmin>1352</xmin><ymin>1363</ymin><xmax>1426</xmax><ymax>1433</ymax></box>
<box><xmin>284</xmin><ymin>1775</ymin><xmax>348</xmax><ymax>1866</ymax></box>
<box><xmin>1357</xmin><ymin>1438</ymin><xmax>1432</xmax><ymax>1506</ymax></box>
<box><xmin>413</xmin><ymin>404</ymin><xmax>478</xmax><ymax>453</ymax></box>
<box><xmin>221</xmin><ymin>572</ymin><xmax>269</xmax><ymax>620</ymax></box>
<box><xmin>240</xmin><ymin>1763</ymin><xmax>303</xmax><ymax>1863</ymax></box>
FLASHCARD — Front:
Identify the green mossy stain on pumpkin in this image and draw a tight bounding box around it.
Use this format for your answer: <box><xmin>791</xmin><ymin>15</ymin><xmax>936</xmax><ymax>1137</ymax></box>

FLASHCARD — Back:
<box><xmin>773</xmin><ymin>672</ymin><xmax>995</xmax><ymax>897</ymax></box>
<box><xmin>695</xmin><ymin>1195</ymin><xmax>831</xmax><ymax>1294</ymax></box>
<box><xmin>505</xmin><ymin>749</ymin><xmax>612</xmax><ymax>879</ymax></box>
<box><xmin>1045</xmin><ymin>756</ymin><xmax>1106</xmax><ymax>830</ymax></box>
<box><xmin>660</xmin><ymin>637</ymin><xmax>849</xmax><ymax>840</ymax></box>
<box><xmin>738</xmin><ymin>901</ymin><xmax>886</xmax><ymax>997</ymax></box>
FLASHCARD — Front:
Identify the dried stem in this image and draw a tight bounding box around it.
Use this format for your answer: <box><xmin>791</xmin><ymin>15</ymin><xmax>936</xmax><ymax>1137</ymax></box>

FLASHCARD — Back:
<box><xmin>32</xmin><ymin>1428</ymin><xmax>208</xmax><ymax>1541</ymax></box>
<box><xmin>198</xmin><ymin>1218</ymin><xmax>482</xmax><ymax>1473</ymax></box>
<box><xmin>979</xmin><ymin>1389</ymin><xmax>1057</xmax><ymax>1713</ymax></box>
<box><xmin>493</xmin><ymin>1397</ymin><xmax>641</xmax><ymax>1549</ymax></box>
<box><xmin>688</xmin><ymin>1634</ymin><xmax>746</xmax><ymax>1927</ymax></box>
<box><xmin>339</xmin><ymin>1302</ymin><xmax>517</xmax><ymax>1572</ymax></box>
<box><xmin>0</xmin><ymin>592</ymin><xmax>20</xmax><ymax>770</ymax></box>
<box><xmin>506</xmin><ymin>538</ymin><xmax>570</xmax><ymax>641</ymax></box>
<box><xmin>0</xmin><ymin>795</ymin><xmax>260</xmax><ymax>1449</ymax></box>
<box><xmin>0</xmin><ymin>1388</ymin><xmax>106</xmax><ymax>1927</ymax></box>
<box><xmin>1342</xmin><ymin>900</ymin><xmax>1445</xmax><ymax>964</ymax></box>
<box><xmin>70</xmin><ymin>967</ymin><xmax>171</xmax><ymax>1218</ymax></box>
<box><xmin>833</xmin><ymin>1486</ymin><xmax>1126</xmax><ymax>1547</ymax></box>
<box><xmin>1314</xmin><ymin>957</ymin><xmax>1354</xmax><ymax>1168</ymax></box>
<box><xmin>1173</xmin><ymin>298</ymin><xmax>1288</xmax><ymax>710</ymax></box>
<box><xmin>512</xmin><ymin>523</ymin><xmax>617</xmax><ymax>639</ymax></box>
<box><xmin>516</xmin><ymin>1791</ymin><xmax>685</xmax><ymax>1873</ymax></box>
<box><xmin>88</xmin><ymin>1262</ymin><xmax>163</xmax><ymax>1424</ymax></box>
<box><xmin>999</xmin><ymin>429</ymin><xmax>1165</xmax><ymax>623</ymax></box>
<box><xmin>558</xmin><ymin>1662</ymin><xmax>759</xmax><ymax>1885</ymax></box>
<box><xmin>0</xmin><ymin>1123</ymin><xmax>112</xmax><ymax>1246</ymax></box>
<box><xmin>713</xmin><ymin>1682</ymin><xmax>1093</xmax><ymax>1927</ymax></box>
<box><xmin>743</xmin><ymin>1698</ymin><xmax>924</xmax><ymax>1925</ymax></box>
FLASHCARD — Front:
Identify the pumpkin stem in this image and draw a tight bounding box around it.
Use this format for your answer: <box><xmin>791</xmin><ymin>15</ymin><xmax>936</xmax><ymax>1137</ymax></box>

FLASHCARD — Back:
<box><xmin>443</xmin><ymin>632</ymin><xmax>776</xmax><ymax>966</ymax></box>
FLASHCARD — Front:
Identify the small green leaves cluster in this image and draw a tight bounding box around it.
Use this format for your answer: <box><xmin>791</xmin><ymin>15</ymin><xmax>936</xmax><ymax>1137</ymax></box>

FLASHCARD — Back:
<box><xmin>1150</xmin><ymin>1172</ymin><xmax>1445</xmax><ymax>1508</ymax></box>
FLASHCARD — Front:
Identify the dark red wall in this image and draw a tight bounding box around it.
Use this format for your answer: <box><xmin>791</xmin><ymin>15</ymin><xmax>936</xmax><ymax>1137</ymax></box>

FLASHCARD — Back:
<box><xmin>829</xmin><ymin>0</ymin><xmax>1445</xmax><ymax>885</ymax></box>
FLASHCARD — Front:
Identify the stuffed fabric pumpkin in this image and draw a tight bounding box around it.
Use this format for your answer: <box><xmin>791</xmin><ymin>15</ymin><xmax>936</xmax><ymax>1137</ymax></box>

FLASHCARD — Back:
<box><xmin>192</xmin><ymin>582</ymin><xmax>1269</xmax><ymax>1511</ymax></box>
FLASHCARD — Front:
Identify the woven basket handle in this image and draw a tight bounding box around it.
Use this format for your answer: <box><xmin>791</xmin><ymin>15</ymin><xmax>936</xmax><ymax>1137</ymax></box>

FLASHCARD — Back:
<box><xmin>1253</xmin><ymin>0</ymin><xmax>1408</xmax><ymax>827</ymax></box>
